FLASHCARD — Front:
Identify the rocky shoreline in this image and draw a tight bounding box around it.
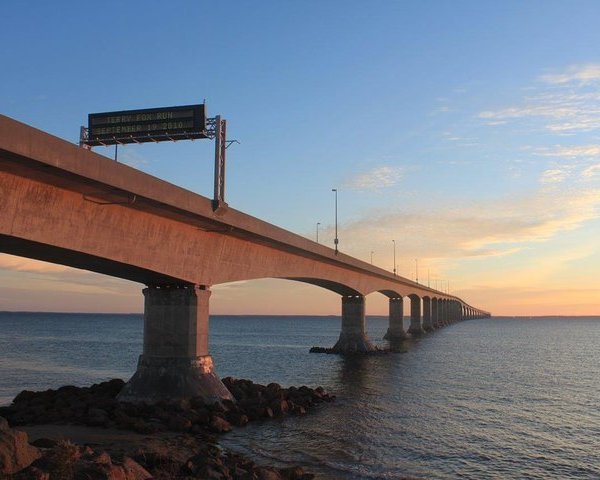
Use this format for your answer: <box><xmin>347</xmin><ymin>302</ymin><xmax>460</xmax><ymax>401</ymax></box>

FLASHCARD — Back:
<box><xmin>0</xmin><ymin>378</ymin><xmax>335</xmax><ymax>479</ymax></box>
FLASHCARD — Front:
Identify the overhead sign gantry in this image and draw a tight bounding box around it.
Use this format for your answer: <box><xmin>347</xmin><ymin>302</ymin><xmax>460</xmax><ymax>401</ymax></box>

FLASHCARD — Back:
<box><xmin>79</xmin><ymin>103</ymin><xmax>235</xmax><ymax>211</ymax></box>
<box><xmin>85</xmin><ymin>104</ymin><xmax>208</xmax><ymax>146</ymax></box>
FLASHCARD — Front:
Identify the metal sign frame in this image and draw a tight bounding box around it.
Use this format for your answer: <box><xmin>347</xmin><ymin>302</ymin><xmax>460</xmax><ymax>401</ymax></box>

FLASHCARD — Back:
<box><xmin>79</xmin><ymin>103</ymin><xmax>237</xmax><ymax>210</ymax></box>
<box><xmin>83</xmin><ymin>104</ymin><xmax>208</xmax><ymax>147</ymax></box>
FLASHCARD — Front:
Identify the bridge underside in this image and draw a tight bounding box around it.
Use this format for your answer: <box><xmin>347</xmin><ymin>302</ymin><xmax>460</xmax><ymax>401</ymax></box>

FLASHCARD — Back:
<box><xmin>0</xmin><ymin>234</ymin><xmax>184</xmax><ymax>286</ymax></box>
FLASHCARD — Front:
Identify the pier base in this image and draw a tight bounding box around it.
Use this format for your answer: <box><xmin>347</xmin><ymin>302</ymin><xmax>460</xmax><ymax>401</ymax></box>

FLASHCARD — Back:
<box><xmin>118</xmin><ymin>284</ymin><xmax>232</xmax><ymax>405</ymax></box>
<box><xmin>332</xmin><ymin>295</ymin><xmax>377</xmax><ymax>353</ymax></box>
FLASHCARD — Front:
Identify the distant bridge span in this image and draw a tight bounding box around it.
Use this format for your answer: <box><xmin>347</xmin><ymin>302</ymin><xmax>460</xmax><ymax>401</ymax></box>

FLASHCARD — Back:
<box><xmin>0</xmin><ymin>115</ymin><xmax>490</xmax><ymax>403</ymax></box>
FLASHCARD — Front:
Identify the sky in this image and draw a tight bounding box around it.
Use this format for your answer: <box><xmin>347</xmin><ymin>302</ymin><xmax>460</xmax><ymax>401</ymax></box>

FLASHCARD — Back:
<box><xmin>1</xmin><ymin>1</ymin><xmax>599</xmax><ymax>316</ymax></box>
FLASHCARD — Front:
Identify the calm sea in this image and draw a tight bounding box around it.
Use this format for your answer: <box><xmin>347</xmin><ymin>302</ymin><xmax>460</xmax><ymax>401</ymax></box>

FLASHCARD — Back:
<box><xmin>1</xmin><ymin>312</ymin><xmax>599</xmax><ymax>479</ymax></box>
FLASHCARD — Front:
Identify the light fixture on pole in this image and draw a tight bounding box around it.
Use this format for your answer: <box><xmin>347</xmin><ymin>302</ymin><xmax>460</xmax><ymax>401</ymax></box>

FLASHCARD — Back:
<box><xmin>415</xmin><ymin>258</ymin><xmax>419</xmax><ymax>284</ymax></box>
<box><xmin>332</xmin><ymin>188</ymin><xmax>338</xmax><ymax>254</ymax></box>
<box><xmin>316</xmin><ymin>222</ymin><xmax>321</xmax><ymax>243</ymax></box>
<box><xmin>392</xmin><ymin>240</ymin><xmax>396</xmax><ymax>276</ymax></box>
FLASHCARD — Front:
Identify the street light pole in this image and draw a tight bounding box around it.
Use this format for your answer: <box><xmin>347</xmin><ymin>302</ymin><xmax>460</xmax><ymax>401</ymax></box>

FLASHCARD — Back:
<box><xmin>415</xmin><ymin>258</ymin><xmax>419</xmax><ymax>284</ymax></box>
<box><xmin>392</xmin><ymin>240</ymin><xmax>396</xmax><ymax>276</ymax></box>
<box><xmin>316</xmin><ymin>222</ymin><xmax>321</xmax><ymax>243</ymax></box>
<box><xmin>332</xmin><ymin>188</ymin><xmax>338</xmax><ymax>254</ymax></box>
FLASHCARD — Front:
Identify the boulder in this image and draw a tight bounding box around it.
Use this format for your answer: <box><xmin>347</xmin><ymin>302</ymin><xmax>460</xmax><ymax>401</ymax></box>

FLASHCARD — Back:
<box><xmin>0</xmin><ymin>418</ymin><xmax>42</xmax><ymax>474</ymax></box>
<box><xmin>122</xmin><ymin>457</ymin><xmax>153</xmax><ymax>480</ymax></box>
<box><xmin>209</xmin><ymin>415</ymin><xmax>232</xmax><ymax>433</ymax></box>
<box><xmin>12</xmin><ymin>465</ymin><xmax>50</xmax><ymax>479</ymax></box>
<box><xmin>257</xmin><ymin>466</ymin><xmax>284</xmax><ymax>480</ymax></box>
<box><xmin>30</xmin><ymin>438</ymin><xmax>58</xmax><ymax>449</ymax></box>
<box><xmin>167</xmin><ymin>414</ymin><xmax>192</xmax><ymax>432</ymax></box>
<box><xmin>280</xmin><ymin>466</ymin><xmax>310</xmax><ymax>480</ymax></box>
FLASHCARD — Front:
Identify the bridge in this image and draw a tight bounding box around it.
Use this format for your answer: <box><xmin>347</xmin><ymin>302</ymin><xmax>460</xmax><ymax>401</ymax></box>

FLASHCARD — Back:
<box><xmin>0</xmin><ymin>115</ymin><xmax>490</xmax><ymax>404</ymax></box>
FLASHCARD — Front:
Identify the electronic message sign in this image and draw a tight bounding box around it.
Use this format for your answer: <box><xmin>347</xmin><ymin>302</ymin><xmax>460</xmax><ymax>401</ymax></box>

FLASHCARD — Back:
<box><xmin>86</xmin><ymin>104</ymin><xmax>207</xmax><ymax>146</ymax></box>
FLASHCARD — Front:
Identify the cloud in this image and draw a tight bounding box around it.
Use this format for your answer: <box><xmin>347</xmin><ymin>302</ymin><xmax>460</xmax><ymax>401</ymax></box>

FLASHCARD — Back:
<box><xmin>537</xmin><ymin>145</ymin><xmax>600</xmax><ymax>158</ymax></box>
<box><xmin>540</xmin><ymin>64</ymin><xmax>600</xmax><ymax>85</ymax></box>
<box><xmin>458</xmin><ymin>285</ymin><xmax>600</xmax><ymax>316</ymax></box>
<box><xmin>0</xmin><ymin>254</ymin><xmax>141</xmax><ymax>298</ymax></box>
<box><xmin>338</xmin><ymin>185</ymin><xmax>600</xmax><ymax>264</ymax></box>
<box><xmin>582</xmin><ymin>163</ymin><xmax>600</xmax><ymax>179</ymax></box>
<box><xmin>479</xmin><ymin>65</ymin><xmax>600</xmax><ymax>134</ymax></box>
<box><xmin>0</xmin><ymin>254</ymin><xmax>70</xmax><ymax>273</ymax></box>
<box><xmin>345</xmin><ymin>166</ymin><xmax>403</xmax><ymax>190</ymax></box>
<box><xmin>540</xmin><ymin>168</ymin><xmax>569</xmax><ymax>184</ymax></box>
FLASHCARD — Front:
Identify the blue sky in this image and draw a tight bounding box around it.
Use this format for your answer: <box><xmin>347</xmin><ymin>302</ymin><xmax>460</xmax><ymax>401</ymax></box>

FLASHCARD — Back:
<box><xmin>2</xmin><ymin>1</ymin><xmax>600</xmax><ymax>315</ymax></box>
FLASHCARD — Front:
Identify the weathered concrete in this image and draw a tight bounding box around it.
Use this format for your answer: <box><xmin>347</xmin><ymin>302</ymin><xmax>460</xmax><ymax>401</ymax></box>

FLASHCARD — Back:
<box><xmin>332</xmin><ymin>295</ymin><xmax>377</xmax><ymax>353</ymax></box>
<box><xmin>407</xmin><ymin>295</ymin><xmax>425</xmax><ymax>336</ymax></box>
<box><xmin>117</xmin><ymin>285</ymin><xmax>232</xmax><ymax>404</ymax></box>
<box><xmin>422</xmin><ymin>296</ymin><xmax>434</xmax><ymax>332</ymax></box>
<box><xmin>384</xmin><ymin>297</ymin><xmax>407</xmax><ymax>341</ymax></box>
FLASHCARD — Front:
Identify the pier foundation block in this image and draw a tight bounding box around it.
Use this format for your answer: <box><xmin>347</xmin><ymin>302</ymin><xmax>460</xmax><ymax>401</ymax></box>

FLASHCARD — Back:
<box><xmin>118</xmin><ymin>284</ymin><xmax>232</xmax><ymax>405</ymax></box>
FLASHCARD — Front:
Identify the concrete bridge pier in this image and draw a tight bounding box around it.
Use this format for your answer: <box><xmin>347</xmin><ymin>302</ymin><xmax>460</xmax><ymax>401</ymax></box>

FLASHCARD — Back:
<box><xmin>384</xmin><ymin>296</ymin><xmax>408</xmax><ymax>341</ymax></box>
<box><xmin>439</xmin><ymin>299</ymin><xmax>448</xmax><ymax>327</ymax></box>
<box><xmin>432</xmin><ymin>298</ymin><xmax>440</xmax><ymax>328</ymax></box>
<box><xmin>448</xmin><ymin>301</ymin><xmax>456</xmax><ymax>323</ymax></box>
<box><xmin>118</xmin><ymin>284</ymin><xmax>233</xmax><ymax>405</ymax></box>
<box><xmin>332</xmin><ymin>295</ymin><xmax>377</xmax><ymax>353</ymax></box>
<box><xmin>422</xmin><ymin>296</ymin><xmax>434</xmax><ymax>332</ymax></box>
<box><xmin>407</xmin><ymin>295</ymin><xmax>425</xmax><ymax>336</ymax></box>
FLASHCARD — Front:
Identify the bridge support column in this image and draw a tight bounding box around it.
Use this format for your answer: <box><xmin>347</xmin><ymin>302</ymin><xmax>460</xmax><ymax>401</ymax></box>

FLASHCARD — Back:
<box><xmin>422</xmin><ymin>297</ymin><xmax>434</xmax><ymax>332</ymax></box>
<box><xmin>448</xmin><ymin>301</ymin><xmax>455</xmax><ymax>323</ymax></box>
<box><xmin>332</xmin><ymin>295</ymin><xmax>377</xmax><ymax>353</ymax></box>
<box><xmin>432</xmin><ymin>298</ymin><xmax>440</xmax><ymax>328</ymax></box>
<box><xmin>118</xmin><ymin>285</ymin><xmax>233</xmax><ymax>405</ymax></box>
<box><xmin>441</xmin><ymin>300</ymin><xmax>448</xmax><ymax>326</ymax></box>
<box><xmin>407</xmin><ymin>295</ymin><xmax>425</xmax><ymax>336</ymax></box>
<box><xmin>384</xmin><ymin>297</ymin><xmax>407</xmax><ymax>341</ymax></box>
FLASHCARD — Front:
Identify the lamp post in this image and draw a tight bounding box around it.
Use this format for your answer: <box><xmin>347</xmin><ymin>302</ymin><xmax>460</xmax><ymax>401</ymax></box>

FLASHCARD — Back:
<box><xmin>316</xmin><ymin>222</ymin><xmax>321</xmax><ymax>243</ymax></box>
<box><xmin>392</xmin><ymin>240</ymin><xmax>396</xmax><ymax>276</ymax></box>
<box><xmin>370</xmin><ymin>251</ymin><xmax>374</xmax><ymax>264</ymax></box>
<box><xmin>332</xmin><ymin>188</ymin><xmax>338</xmax><ymax>254</ymax></box>
<box><xmin>415</xmin><ymin>258</ymin><xmax>419</xmax><ymax>284</ymax></box>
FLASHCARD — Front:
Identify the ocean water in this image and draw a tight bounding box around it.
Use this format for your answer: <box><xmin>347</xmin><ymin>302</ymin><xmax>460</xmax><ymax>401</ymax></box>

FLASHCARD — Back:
<box><xmin>0</xmin><ymin>312</ymin><xmax>599</xmax><ymax>479</ymax></box>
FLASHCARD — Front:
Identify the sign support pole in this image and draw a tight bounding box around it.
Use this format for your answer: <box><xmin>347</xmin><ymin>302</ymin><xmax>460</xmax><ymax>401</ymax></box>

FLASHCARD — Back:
<box><xmin>213</xmin><ymin>115</ymin><xmax>227</xmax><ymax>211</ymax></box>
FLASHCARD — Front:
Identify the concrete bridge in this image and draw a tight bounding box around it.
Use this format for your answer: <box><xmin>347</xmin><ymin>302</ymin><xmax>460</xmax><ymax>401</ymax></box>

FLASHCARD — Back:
<box><xmin>0</xmin><ymin>115</ymin><xmax>490</xmax><ymax>404</ymax></box>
